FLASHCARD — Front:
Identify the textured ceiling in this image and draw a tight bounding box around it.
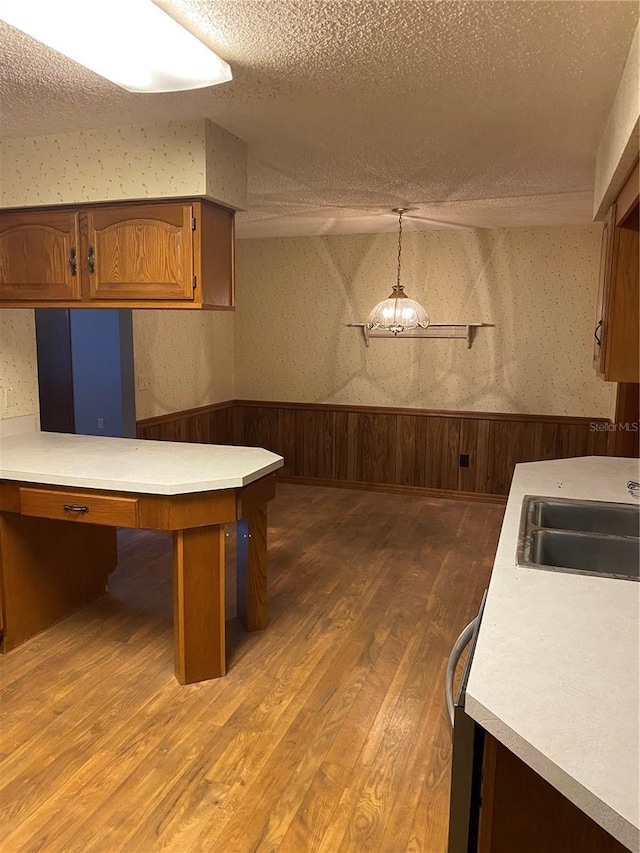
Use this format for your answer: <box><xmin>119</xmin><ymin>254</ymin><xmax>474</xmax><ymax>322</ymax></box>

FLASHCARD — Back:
<box><xmin>0</xmin><ymin>1</ymin><xmax>637</xmax><ymax>236</ymax></box>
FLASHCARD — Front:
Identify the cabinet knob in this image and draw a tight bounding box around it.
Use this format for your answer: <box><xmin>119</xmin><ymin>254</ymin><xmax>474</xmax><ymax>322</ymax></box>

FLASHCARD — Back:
<box><xmin>87</xmin><ymin>245</ymin><xmax>96</xmax><ymax>274</ymax></box>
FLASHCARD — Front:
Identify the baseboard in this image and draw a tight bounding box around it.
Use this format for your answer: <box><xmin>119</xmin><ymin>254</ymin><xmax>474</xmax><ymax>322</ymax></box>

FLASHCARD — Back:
<box><xmin>275</xmin><ymin>474</ymin><xmax>507</xmax><ymax>504</ymax></box>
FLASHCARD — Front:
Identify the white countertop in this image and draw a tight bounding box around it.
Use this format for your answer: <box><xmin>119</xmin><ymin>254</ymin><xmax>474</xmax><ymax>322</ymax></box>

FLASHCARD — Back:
<box><xmin>466</xmin><ymin>456</ymin><xmax>640</xmax><ymax>852</ymax></box>
<box><xmin>0</xmin><ymin>431</ymin><xmax>284</xmax><ymax>495</ymax></box>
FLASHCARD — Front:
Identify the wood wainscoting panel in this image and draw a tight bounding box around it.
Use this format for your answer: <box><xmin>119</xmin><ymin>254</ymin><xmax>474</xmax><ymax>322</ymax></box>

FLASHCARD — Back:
<box><xmin>532</xmin><ymin>421</ymin><xmax>560</xmax><ymax>461</ymax></box>
<box><xmin>137</xmin><ymin>401</ymin><xmax>235</xmax><ymax>445</ymax></box>
<box><xmin>138</xmin><ymin>401</ymin><xmax>611</xmax><ymax>499</ymax></box>
<box><xmin>293</xmin><ymin>408</ymin><xmax>333</xmax><ymax>479</ymax></box>
<box><xmin>424</xmin><ymin>416</ymin><xmax>462</xmax><ymax>490</ymax></box>
<box><xmin>458</xmin><ymin>418</ymin><xmax>491</xmax><ymax>493</ymax></box>
<box><xmin>485</xmin><ymin>420</ymin><xmax>538</xmax><ymax>496</ymax></box>
<box><xmin>396</xmin><ymin>415</ymin><xmax>428</xmax><ymax>487</ymax></box>
<box><xmin>353</xmin><ymin>412</ymin><xmax>397</xmax><ymax>485</ymax></box>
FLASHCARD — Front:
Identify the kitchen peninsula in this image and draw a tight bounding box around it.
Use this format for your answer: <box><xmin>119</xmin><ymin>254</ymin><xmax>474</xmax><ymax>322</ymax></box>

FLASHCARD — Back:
<box><xmin>0</xmin><ymin>427</ymin><xmax>283</xmax><ymax>684</ymax></box>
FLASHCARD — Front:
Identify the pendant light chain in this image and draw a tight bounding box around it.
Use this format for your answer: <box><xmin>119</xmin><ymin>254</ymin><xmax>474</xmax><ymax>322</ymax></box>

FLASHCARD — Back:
<box><xmin>365</xmin><ymin>205</ymin><xmax>430</xmax><ymax>333</ymax></box>
<box><xmin>396</xmin><ymin>209</ymin><xmax>403</xmax><ymax>291</ymax></box>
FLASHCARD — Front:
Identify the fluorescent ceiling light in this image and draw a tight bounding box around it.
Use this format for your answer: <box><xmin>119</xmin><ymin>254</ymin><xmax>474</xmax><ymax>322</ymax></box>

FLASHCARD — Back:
<box><xmin>0</xmin><ymin>0</ymin><xmax>232</xmax><ymax>93</ymax></box>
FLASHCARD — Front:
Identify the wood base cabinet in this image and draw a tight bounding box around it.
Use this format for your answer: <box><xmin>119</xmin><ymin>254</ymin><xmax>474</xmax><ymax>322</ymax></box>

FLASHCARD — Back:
<box><xmin>477</xmin><ymin>734</ymin><xmax>628</xmax><ymax>853</ymax></box>
<box><xmin>0</xmin><ymin>198</ymin><xmax>234</xmax><ymax>309</ymax></box>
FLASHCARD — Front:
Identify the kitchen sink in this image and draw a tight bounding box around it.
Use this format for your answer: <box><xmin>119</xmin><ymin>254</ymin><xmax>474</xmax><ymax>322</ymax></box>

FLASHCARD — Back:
<box><xmin>518</xmin><ymin>496</ymin><xmax>640</xmax><ymax>581</ymax></box>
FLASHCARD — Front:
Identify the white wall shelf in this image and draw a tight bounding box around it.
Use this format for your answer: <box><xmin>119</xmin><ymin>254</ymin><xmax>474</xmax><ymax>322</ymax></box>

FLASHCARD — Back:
<box><xmin>347</xmin><ymin>323</ymin><xmax>492</xmax><ymax>348</ymax></box>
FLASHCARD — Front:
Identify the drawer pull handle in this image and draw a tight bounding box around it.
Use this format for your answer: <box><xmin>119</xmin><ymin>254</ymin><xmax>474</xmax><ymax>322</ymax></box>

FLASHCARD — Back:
<box><xmin>63</xmin><ymin>504</ymin><xmax>89</xmax><ymax>513</ymax></box>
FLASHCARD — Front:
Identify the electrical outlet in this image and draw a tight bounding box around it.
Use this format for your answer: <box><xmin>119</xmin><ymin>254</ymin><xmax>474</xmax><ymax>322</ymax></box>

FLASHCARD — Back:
<box><xmin>459</xmin><ymin>453</ymin><xmax>470</xmax><ymax>468</ymax></box>
<box><xmin>137</xmin><ymin>376</ymin><xmax>150</xmax><ymax>391</ymax></box>
<box><xmin>97</xmin><ymin>417</ymin><xmax>104</xmax><ymax>429</ymax></box>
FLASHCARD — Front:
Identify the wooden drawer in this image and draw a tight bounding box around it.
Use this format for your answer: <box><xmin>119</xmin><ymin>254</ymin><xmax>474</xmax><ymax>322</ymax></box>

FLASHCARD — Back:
<box><xmin>19</xmin><ymin>487</ymin><xmax>138</xmax><ymax>527</ymax></box>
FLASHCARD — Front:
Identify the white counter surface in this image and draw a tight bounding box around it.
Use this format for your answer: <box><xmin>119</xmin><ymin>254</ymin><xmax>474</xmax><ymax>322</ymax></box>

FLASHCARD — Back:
<box><xmin>0</xmin><ymin>431</ymin><xmax>284</xmax><ymax>495</ymax></box>
<box><xmin>466</xmin><ymin>456</ymin><xmax>640</xmax><ymax>852</ymax></box>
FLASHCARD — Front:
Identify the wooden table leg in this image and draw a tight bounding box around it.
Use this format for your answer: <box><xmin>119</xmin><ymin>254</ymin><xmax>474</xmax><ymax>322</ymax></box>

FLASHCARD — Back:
<box><xmin>173</xmin><ymin>523</ymin><xmax>226</xmax><ymax>684</ymax></box>
<box><xmin>237</xmin><ymin>502</ymin><xmax>269</xmax><ymax>632</ymax></box>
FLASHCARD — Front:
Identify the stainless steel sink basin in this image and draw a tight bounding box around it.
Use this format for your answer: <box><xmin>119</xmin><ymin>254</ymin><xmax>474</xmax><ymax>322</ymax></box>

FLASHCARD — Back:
<box><xmin>530</xmin><ymin>529</ymin><xmax>640</xmax><ymax>580</ymax></box>
<box><xmin>518</xmin><ymin>496</ymin><xmax>640</xmax><ymax>581</ymax></box>
<box><xmin>530</xmin><ymin>498</ymin><xmax>639</xmax><ymax>537</ymax></box>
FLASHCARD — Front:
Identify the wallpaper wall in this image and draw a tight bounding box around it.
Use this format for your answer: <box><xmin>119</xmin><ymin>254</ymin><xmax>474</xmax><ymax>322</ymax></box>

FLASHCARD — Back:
<box><xmin>234</xmin><ymin>225</ymin><xmax>615</xmax><ymax>418</ymax></box>
<box><xmin>594</xmin><ymin>22</ymin><xmax>639</xmax><ymax>218</ymax></box>
<box><xmin>205</xmin><ymin>120</ymin><xmax>248</xmax><ymax>211</ymax></box>
<box><xmin>0</xmin><ymin>309</ymin><xmax>39</xmax><ymax>421</ymax></box>
<box><xmin>0</xmin><ymin>118</ymin><xmax>247</xmax><ymax>210</ymax></box>
<box><xmin>0</xmin><ymin>225</ymin><xmax>616</xmax><ymax>425</ymax></box>
<box><xmin>132</xmin><ymin>310</ymin><xmax>235</xmax><ymax>420</ymax></box>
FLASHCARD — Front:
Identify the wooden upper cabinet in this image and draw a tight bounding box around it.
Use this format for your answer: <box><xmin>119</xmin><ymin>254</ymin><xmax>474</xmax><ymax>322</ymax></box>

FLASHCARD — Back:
<box><xmin>594</xmin><ymin>160</ymin><xmax>639</xmax><ymax>382</ymax></box>
<box><xmin>86</xmin><ymin>203</ymin><xmax>195</xmax><ymax>301</ymax></box>
<box><xmin>593</xmin><ymin>205</ymin><xmax>616</xmax><ymax>374</ymax></box>
<box><xmin>0</xmin><ymin>199</ymin><xmax>234</xmax><ymax>310</ymax></box>
<box><xmin>0</xmin><ymin>210</ymin><xmax>81</xmax><ymax>301</ymax></box>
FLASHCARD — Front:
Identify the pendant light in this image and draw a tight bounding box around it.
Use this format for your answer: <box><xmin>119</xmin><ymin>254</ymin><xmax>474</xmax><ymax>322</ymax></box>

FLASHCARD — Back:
<box><xmin>366</xmin><ymin>208</ymin><xmax>429</xmax><ymax>335</ymax></box>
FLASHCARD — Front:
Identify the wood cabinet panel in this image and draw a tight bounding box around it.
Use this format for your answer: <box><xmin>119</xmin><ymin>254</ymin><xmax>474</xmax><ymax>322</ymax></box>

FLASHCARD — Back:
<box><xmin>605</xmin><ymin>205</ymin><xmax>639</xmax><ymax>381</ymax></box>
<box><xmin>198</xmin><ymin>202</ymin><xmax>235</xmax><ymax>309</ymax></box>
<box><xmin>609</xmin><ymin>383</ymin><xmax>640</xmax><ymax>458</ymax></box>
<box><xmin>0</xmin><ymin>210</ymin><xmax>81</xmax><ymax>300</ymax></box>
<box><xmin>594</xmin><ymin>205</ymin><xmax>616</xmax><ymax>374</ymax></box>
<box><xmin>595</xmin><ymin>162</ymin><xmax>639</xmax><ymax>382</ymax></box>
<box><xmin>20</xmin><ymin>487</ymin><xmax>139</xmax><ymax>527</ymax></box>
<box><xmin>479</xmin><ymin>734</ymin><xmax>628</xmax><ymax>853</ymax></box>
<box><xmin>87</xmin><ymin>203</ymin><xmax>194</xmax><ymax>300</ymax></box>
<box><xmin>0</xmin><ymin>514</ymin><xmax>116</xmax><ymax>651</ymax></box>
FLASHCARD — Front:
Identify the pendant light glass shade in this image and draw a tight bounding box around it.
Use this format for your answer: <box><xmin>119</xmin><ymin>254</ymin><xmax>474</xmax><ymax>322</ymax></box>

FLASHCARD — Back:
<box><xmin>366</xmin><ymin>284</ymin><xmax>430</xmax><ymax>335</ymax></box>
<box><xmin>366</xmin><ymin>208</ymin><xmax>429</xmax><ymax>335</ymax></box>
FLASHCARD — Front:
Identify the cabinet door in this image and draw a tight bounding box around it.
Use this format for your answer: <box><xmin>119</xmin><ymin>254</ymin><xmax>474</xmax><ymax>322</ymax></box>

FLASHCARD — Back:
<box><xmin>478</xmin><ymin>734</ymin><xmax>628</xmax><ymax>853</ymax></box>
<box><xmin>85</xmin><ymin>203</ymin><xmax>195</xmax><ymax>301</ymax></box>
<box><xmin>0</xmin><ymin>210</ymin><xmax>81</xmax><ymax>301</ymax></box>
<box><xmin>593</xmin><ymin>205</ymin><xmax>615</xmax><ymax>375</ymax></box>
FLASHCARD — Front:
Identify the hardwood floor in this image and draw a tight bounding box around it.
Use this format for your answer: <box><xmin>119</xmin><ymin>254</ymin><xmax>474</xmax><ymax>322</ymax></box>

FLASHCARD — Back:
<box><xmin>0</xmin><ymin>485</ymin><xmax>504</xmax><ymax>853</ymax></box>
